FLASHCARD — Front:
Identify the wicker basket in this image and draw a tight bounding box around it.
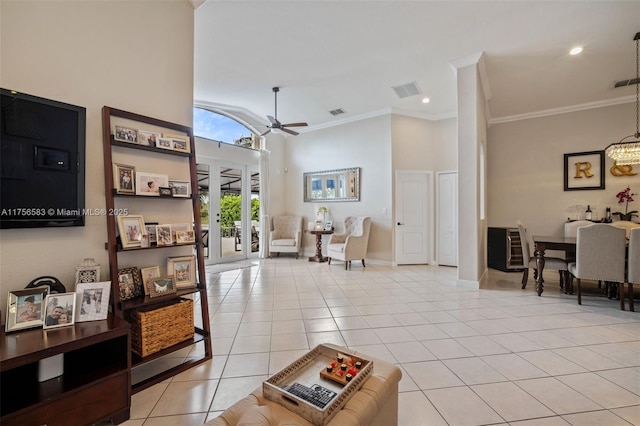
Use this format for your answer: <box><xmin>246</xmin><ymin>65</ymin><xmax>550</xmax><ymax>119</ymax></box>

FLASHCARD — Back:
<box><xmin>130</xmin><ymin>298</ymin><xmax>194</xmax><ymax>357</ymax></box>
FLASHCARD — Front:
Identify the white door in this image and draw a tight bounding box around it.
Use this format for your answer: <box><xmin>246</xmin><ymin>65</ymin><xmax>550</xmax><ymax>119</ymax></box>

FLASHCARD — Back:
<box><xmin>437</xmin><ymin>171</ymin><xmax>458</xmax><ymax>266</ymax></box>
<box><xmin>395</xmin><ymin>171</ymin><xmax>433</xmax><ymax>264</ymax></box>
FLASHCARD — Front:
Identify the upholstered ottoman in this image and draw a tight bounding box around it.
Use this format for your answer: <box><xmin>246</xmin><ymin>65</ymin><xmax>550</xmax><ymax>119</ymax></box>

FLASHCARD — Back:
<box><xmin>205</xmin><ymin>346</ymin><xmax>402</xmax><ymax>426</ymax></box>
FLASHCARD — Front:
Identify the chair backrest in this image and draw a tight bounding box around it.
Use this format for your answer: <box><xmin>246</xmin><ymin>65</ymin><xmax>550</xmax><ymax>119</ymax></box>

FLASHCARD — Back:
<box><xmin>574</xmin><ymin>224</ymin><xmax>626</xmax><ymax>282</ymax></box>
<box><xmin>271</xmin><ymin>215</ymin><xmax>302</xmax><ymax>238</ymax></box>
<box><xmin>564</xmin><ymin>220</ymin><xmax>594</xmax><ymax>238</ymax></box>
<box><xmin>343</xmin><ymin>216</ymin><xmax>370</xmax><ymax>237</ymax></box>
<box><xmin>609</xmin><ymin>220</ymin><xmax>640</xmax><ymax>239</ymax></box>
<box><xmin>516</xmin><ymin>222</ymin><xmax>531</xmax><ymax>261</ymax></box>
<box><xmin>628</xmin><ymin>228</ymin><xmax>640</xmax><ymax>284</ymax></box>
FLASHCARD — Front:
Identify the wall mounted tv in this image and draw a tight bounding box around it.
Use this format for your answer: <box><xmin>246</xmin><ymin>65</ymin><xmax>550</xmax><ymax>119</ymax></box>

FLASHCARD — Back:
<box><xmin>1</xmin><ymin>88</ymin><xmax>86</xmax><ymax>229</ymax></box>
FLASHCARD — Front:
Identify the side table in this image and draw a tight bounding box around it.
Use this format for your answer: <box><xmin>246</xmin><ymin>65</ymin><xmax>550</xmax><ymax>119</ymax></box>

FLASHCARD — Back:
<box><xmin>309</xmin><ymin>229</ymin><xmax>334</xmax><ymax>262</ymax></box>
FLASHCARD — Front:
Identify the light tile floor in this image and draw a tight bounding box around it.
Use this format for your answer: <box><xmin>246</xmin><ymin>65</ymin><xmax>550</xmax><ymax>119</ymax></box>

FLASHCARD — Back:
<box><xmin>123</xmin><ymin>259</ymin><xmax>640</xmax><ymax>426</ymax></box>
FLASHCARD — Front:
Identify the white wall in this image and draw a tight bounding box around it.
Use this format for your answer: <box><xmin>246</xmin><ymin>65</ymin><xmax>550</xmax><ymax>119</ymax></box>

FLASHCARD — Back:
<box><xmin>391</xmin><ymin>115</ymin><xmax>457</xmax><ymax>171</ymax></box>
<box><xmin>487</xmin><ymin>103</ymin><xmax>639</xmax><ymax>238</ymax></box>
<box><xmin>285</xmin><ymin>115</ymin><xmax>393</xmax><ymax>262</ymax></box>
<box><xmin>0</xmin><ymin>0</ymin><xmax>194</xmax><ymax>311</ymax></box>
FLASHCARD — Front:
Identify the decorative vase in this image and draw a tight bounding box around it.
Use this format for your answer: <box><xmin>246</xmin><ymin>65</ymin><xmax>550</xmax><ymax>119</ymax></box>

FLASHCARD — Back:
<box><xmin>616</xmin><ymin>213</ymin><xmax>633</xmax><ymax>221</ymax></box>
<box><xmin>75</xmin><ymin>258</ymin><xmax>100</xmax><ymax>284</ymax></box>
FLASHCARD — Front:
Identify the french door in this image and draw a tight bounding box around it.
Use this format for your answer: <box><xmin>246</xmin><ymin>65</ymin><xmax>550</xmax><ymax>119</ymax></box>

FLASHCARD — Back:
<box><xmin>197</xmin><ymin>157</ymin><xmax>259</xmax><ymax>265</ymax></box>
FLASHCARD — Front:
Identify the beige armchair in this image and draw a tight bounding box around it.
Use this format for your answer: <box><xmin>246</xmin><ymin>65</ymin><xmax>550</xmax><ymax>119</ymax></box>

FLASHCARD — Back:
<box><xmin>327</xmin><ymin>216</ymin><xmax>371</xmax><ymax>270</ymax></box>
<box><xmin>268</xmin><ymin>215</ymin><xmax>303</xmax><ymax>258</ymax></box>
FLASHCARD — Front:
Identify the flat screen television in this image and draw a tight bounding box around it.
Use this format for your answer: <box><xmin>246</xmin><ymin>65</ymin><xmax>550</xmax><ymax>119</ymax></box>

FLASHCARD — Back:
<box><xmin>1</xmin><ymin>88</ymin><xmax>86</xmax><ymax>229</ymax></box>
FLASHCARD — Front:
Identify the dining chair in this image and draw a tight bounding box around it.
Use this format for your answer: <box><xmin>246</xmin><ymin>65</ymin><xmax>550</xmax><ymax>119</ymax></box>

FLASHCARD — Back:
<box><xmin>626</xmin><ymin>227</ymin><xmax>639</xmax><ymax>312</ymax></box>
<box><xmin>568</xmin><ymin>224</ymin><xmax>627</xmax><ymax>310</ymax></box>
<box><xmin>517</xmin><ymin>222</ymin><xmax>569</xmax><ymax>290</ymax></box>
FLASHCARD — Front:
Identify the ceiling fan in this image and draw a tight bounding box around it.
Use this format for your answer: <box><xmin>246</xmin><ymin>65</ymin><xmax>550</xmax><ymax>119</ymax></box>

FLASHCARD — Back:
<box><xmin>260</xmin><ymin>87</ymin><xmax>308</xmax><ymax>136</ymax></box>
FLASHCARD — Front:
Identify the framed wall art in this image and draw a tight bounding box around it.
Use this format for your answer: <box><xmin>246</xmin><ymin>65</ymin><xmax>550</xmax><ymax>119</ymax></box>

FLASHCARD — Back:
<box><xmin>137</xmin><ymin>130</ymin><xmax>160</xmax><ymax>147</ymax></box>
<box><xmin>43</xmin><ymin>292</ymin><xmax>76</xmax><ymax>329</ymax></box>
<box><xmin>564</xmin><ymin>150</ymin><xmax>605</xmax><ymax>191</ymax></box>
<box><xmin>140</xmin><ymin>266</ymin><xmax>161</xmax><ymax>290</ymax></box>
<box><xmin>5</xmin><ymin>288</ymin><xmax>47</xmax><ymax>332</ymax></box>
<box><xmin>75</xmin><ymin>281</ymin><xmax>110</xmax><ymax>322</ymax></box>
<box><xmin>114</xmin><ymin>125</ymin><xmax>138</xmax><ymax>144</ymax></box>
<box><xmin>162</xmin><ymin>133</ymin><xmax>191</xmax><ymax>153</ymax></box>
<box><xmin>156</xmin><ymin>224</ymin><xmax>174</xmax><ymax>246</ymax></box>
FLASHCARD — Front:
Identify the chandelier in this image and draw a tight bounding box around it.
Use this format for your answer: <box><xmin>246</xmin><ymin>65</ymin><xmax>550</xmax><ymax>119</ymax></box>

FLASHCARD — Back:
<box><xmin>606</xmin><ymin>32</ymin><xmax>640</xmax><ymax>166</ymax></box>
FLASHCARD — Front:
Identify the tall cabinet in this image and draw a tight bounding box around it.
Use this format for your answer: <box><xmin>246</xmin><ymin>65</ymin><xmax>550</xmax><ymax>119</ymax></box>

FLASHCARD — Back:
<box><xmin>102</xmin><ymin>106</ymin><xmax>211</xmax><ymax>393</ymax></box>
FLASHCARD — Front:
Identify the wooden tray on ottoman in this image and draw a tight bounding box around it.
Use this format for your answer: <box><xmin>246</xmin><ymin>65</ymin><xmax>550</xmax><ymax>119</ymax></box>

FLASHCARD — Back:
<box><xmin>263</xmin><ymin>344</ymin><xmax>373</xmax><ymax>426</ymax></box>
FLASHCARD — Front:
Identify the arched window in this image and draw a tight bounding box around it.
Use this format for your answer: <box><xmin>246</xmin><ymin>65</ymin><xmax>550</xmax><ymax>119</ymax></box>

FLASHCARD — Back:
<box><xmin>193</xmin><ymin>107</ymin><xmax>256</xmax><ymax>147</ymax></box>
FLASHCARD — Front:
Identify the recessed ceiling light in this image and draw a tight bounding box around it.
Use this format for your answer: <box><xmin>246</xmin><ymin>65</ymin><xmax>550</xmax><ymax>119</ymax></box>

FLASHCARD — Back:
<box><xmin>570</xmin><ymin>46</ymin><xmax>583</xmax><ymax>55</ymax></box>
<box><xmin>422</xmin><ymin>97</ymin><xmax>430</xmax><ymax>104</ymax></box>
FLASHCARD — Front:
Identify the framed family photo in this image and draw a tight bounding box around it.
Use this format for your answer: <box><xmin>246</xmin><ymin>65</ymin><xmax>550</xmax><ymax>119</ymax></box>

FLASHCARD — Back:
<box><xmin>563</xmin><ymin>150</ymin><xmax>605</xmax><ymax>191</ymax></box>
<box><xmin>163</xmin><ymin>133</ymin><xmax>191</xmax><ymax>153</ymax></box>
<box><xmin>117</xmin><ymin>215</ymin><xmax>146</xmax><ymax>248</ymax></box>
<box><xmin>43</xmin><ymin>292</ymin><xmax>76</xmax><ymax>329</ymax></box>
<box><xmin>114</xmin><ymin>125</ymin><xmax>138</xmax><ymax>144</ymax></box>
<box><xmin>176</xmin><ymin>230</ymin><xmax>196</xmax><ymax>244</ymax></box>
<box><xmin>169</xmin><ymin>180</ymin><xmax>191</xmax><ymax>198</ymax></box>
<box><xmin>156</xmin><ymin>224</ymin><xmax>174</xmax><ymax>246</ymax></box>
<box><xmin>118</xmin><ymin>267</ymin><xmax>142</xmax><ymax>300</ymax></box>
<box><xmin>156</xmin><ymin>137</ymin><xmax>173</xmax><ymax>150</ymax></box>
<box><xmin>138</xmin><ymin>130</ymin><xmax>160</xmax><ymax>147</ymax></box>
<box><xmin>113</xmin><ymin>163</ymin><xmax>135</xmax><ymax>194</ymax></box>
<box><xmin>75</xmin><ymin>281</ymin><xmax>110</xmax><ymax>322</ymax></box>
<box><xmin>5</xmin><ymin>288</ymin><xmax>47</xmax><ymax>332</ymax></box>
<box><xmin>135</xmin><ymin>172</ymin><xmax>169</xmax><ymax>196</ymax></box>
<box><xmin>167</xmin><ymin>255</ymin><xmax>197</xmax><ymax>289</ymax></box>
<box><xmin>145</xmin><ymin>222</ymin><xmax>158</xmax><ymax>245</ymax></box>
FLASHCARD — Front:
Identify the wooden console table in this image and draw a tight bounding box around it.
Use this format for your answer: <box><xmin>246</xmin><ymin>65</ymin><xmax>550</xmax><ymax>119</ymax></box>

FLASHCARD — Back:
<box><xmin>309</xmin><ymin>229</ymin><xmax>334</xmax><ymax>262</ymax></box>
<box><xmin>0</xmin><ymin>315</ymin><xmax>131</xmax><ymax>425</ymax></box>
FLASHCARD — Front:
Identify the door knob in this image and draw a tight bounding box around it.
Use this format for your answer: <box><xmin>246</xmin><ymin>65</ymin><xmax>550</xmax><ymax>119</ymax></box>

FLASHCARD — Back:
<box><xmin>397</xmin><ymin>222</ymin><xmax>403</xmax><ymax>226</ymax></box>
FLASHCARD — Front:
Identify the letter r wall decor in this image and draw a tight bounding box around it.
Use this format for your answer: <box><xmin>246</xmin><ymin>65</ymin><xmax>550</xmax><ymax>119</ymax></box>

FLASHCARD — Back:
<box><xmin>564</xmin><ymin>150</ymin><xmax>605</xmax><ymax>191</ymax></box>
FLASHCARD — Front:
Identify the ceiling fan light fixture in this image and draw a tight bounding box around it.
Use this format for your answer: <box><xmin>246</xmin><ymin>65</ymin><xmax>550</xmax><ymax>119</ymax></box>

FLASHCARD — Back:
<box><xmin>607</xmin><ymin>31</ymin><xmax>640</xmax><ymax>166</ymax></box>
<box><xmin>569</xmin><ymin>46</ymin><xmax>583</xmax><ymax>55</ymax></box>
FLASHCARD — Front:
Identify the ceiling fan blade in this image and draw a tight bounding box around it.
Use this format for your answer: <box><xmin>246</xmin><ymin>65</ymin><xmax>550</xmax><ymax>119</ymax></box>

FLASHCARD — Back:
<box><xmin>281</xmin><ymin>128</ymin><xmax>299</xmax><ymax>136</ymax></box>
<box><xmin>260</xmin><ymin>129</ymin><xmax>272</xmax><ymax>136</ymax></box>
<box><xmin>266</xmin><ymin>115</ymin><xmax>278</xmax><ymax>126</ymax></box>
<box><xmin>281</xmin><ymin>122</ymin><xmax>308</xmax><ymax>127</ymax></box>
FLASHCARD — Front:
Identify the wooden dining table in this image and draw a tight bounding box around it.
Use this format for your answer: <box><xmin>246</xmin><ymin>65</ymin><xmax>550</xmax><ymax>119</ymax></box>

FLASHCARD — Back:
<box><xmin>531</xmin><ymin>235</ymin><xmax>576</xmax><ymax>296</ymax></box>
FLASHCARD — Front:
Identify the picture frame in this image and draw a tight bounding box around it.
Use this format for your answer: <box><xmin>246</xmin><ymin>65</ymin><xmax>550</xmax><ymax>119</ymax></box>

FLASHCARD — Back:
<box><xmin>75</xmin><ymin>281</ymin><xmax>110</xmax><ymax>322</ymax></box>
<box><xmin>135</xmin><ymin>172</ymin><xmax>169</xmax><ymax>196</ymax></box>
<box><xmin>114</xmin><ymin>125</ymin><xmax>138</xmax><ymax>144</ymax></box>
<box><xmin>147</xmin><ymin>276</ymin><xmax>177</xmax><ymax>298</ymax></box>
<box><xmin>315</xmin><ymin>220</ymin><xmax>324</xmax><ymax>230</ymax></box>
<box><xmin>163</xmin><ymin>133</ymin><xmax>191</xmax><ymax>153</ymax></box>
<box><xmin>5</xmin><ymin>288</ymin><xmax>47</xmax><ymax>332</ymax></box>
<box><xmin>140</xmin><ymin>266</ymin><xmax>161</xmax><ymax>291</ymax></box>
<box><xmin>118</xmin><ymin>267</ymin><xmax>143</xmax><ymax>300</ymax></box>
<box><xmin>324</xmin><ymin>221</ymin><xmax>333</xmax><ymax>231</ymax></box>
<box><xmin>156</xmin><ymin>137</ymin><xmax>173</xmax><ymax>150</ymax></box>
<box><xmin>564</xmin><ymin>150</ymin><xmax>605</xmax><ymax>191</ymax></box>
<box><xmin>117</xmin><ymin>215</ymin><xmax>146</xmax><ymax>248</ymax></box>
<box><xmin>167</xmin><ymin>256</ymin><xmax>197</xmax><ymax>289</ymax></box>
<box><xmin>156</xmin><ymin>224</ymin><xmax>174</xmax><ymax>246</ymax></box>
<box><xmin>175</xmin><ymin>230</ymin><xmax>196</xmax><ymax>244</ymax></box>
<box><xmin>171</xmin><ymin>222</ymin><xmax>191</xmax><ymax>239</ymax></box>
<box><xmin>137</xmin><ymin>130</ymin><xmax>160</xmax><ymax>147</ymax></box>
<box><xmin>169</xmin><ymin>180</ymin><xmax>190</xmax><ymax>198</ymax></box>
<box><xmin>145</xmin><ymin>222</ymin><xmax>158</xmax><ymax>245</ymax></box>
<box><xmin>159</xmin><ymin>187</ymin><xmax>173</xmax><ymax>197</ymax></box>
<box><xmin>113</xmin><ymin>163</ymin><xmax>135</xmax><ymax>194</ymax></box>
<box><xmin>43</xmin><ymin>292</ymin><xmax>76</xmax><ymax>329</ymax></box>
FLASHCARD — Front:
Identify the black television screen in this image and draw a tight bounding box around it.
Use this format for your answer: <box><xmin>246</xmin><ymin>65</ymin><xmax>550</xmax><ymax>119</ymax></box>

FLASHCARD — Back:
<box><xmin>1</xmin><ymin>88</ymin><xmax>86</xmax><ymax>229</ymax></box>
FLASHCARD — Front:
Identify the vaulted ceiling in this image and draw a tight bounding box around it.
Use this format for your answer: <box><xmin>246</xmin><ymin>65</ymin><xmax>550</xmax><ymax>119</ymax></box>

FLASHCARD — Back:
<box><xmin>194</xmin><ymin>1</ymin><xmax>640</xmax><ymax>132</ymax></box>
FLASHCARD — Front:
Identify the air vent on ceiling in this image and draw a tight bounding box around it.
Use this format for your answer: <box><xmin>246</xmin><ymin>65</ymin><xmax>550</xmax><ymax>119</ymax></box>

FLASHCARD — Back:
<box><xmin>391</xmin><ymin>81</ymin><xmax>422</xmax><ymax>99</ymax></box>
<box><xmin>614</xmin><ymin>77</ymin><xmax>640</xmax><ymax>88</ymax></box>
<box><xmin>329</xmin><ymin>108</ymin><xmax>345</xmax><ymax>116</ymax></box>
